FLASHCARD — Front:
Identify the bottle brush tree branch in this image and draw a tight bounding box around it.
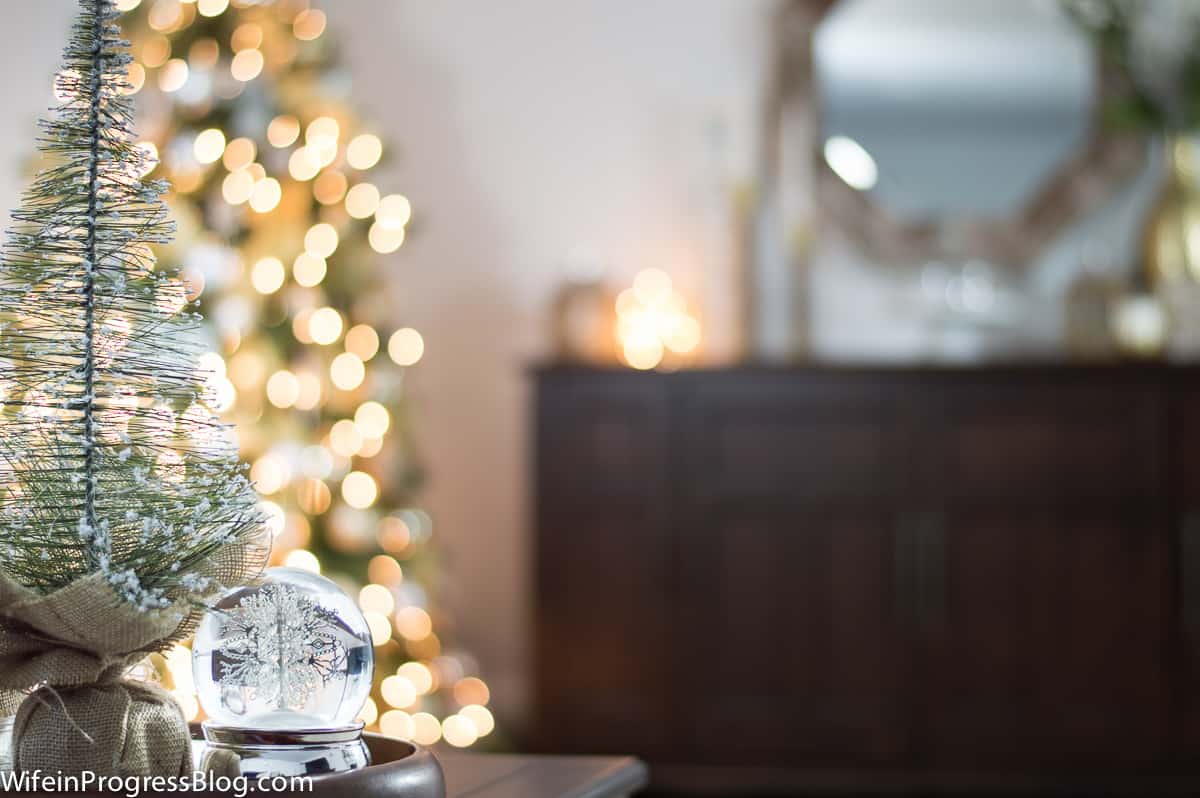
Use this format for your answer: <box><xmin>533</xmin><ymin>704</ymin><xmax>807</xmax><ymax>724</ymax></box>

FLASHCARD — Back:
<box><xmin>0</xmin><ymin>0</ymin><xmax>266</xmax><ymax>613</ymax></box>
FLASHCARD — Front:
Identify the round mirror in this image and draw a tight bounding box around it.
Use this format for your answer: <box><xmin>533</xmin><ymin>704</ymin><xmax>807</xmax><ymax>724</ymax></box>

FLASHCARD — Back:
<box><xmin>808</xmin><ymin>0</ymin><xmax>1143</xmax><ymax>265</ymax></box>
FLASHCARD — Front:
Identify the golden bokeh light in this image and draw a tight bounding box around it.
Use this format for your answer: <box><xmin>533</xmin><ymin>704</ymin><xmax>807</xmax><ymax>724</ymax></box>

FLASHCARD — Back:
<box><xmin>388</xmin><ymin>328</ymin><xmax>424</xmax><ymax>367</ymax></box>
<box><xmin>368</xmin><ymin>555</ymin><xmax>404</xmax><ymax>586</ymax></box>
<box><xmin>189</xmin><ymin>38</ymin><xmax>220</xmax><ymax>69</ymax></box>
<box><xmin>305</xmin><ymin>117</ymin><xmax>340</xmax><ymax>167</ymax></box>
<box><xmin>293</xmin><ymin>311</ymin><xmax>315</xmax><ymax>343</ymax></box>
<box><xmin>314</xmin><ymin>170</ymin><xmax>348</xmax><ymax>205</ymax></box>
<box><xmin>368</xmin><ymin>223</ymin><xmax>406</xmax><ymax>254</ymax></box>
<box><xmin>197</xmin><ymin>350</ymin><xmax>226</xmax><ymax>381</ymax></box>
<box><xmin>267</xmin><ymin>115</ymin><xmax>300</xmax><ymax>148</ymax></box>
<box><xmin>284</xmin><ymin>549</ymin><xmax>321</xmax><ymax>574</ymax></box>
<box><xmin>141</xmin><ymin>35</ymin><xmax>171</xmax><ymax>68</ymax></box>
<box><xmin>305</xmin><ymin>223</ymin><xmax>340</xmax><ymax>258</ymax></box>
<box><xmin>664</xmin><ymin>315</ymin><xmax>702</xmax><ymax>354</ymax></box>
<box><xmin>221</xmin><ymin>169</ymin><xmax>255</xmax><ymax>205</ymax></box>
<box><xmin>230</xmin><ymin>22</ymin><xmax>263</xmax><ymax>52</ymax></box>
<box><xmin>222</xmin><ymin>137</ymin><xmax>256</xmax><ymax>171</ymax></box>
<box><xmin>359</xmin><ymin>584</ymin><xmax>396</xmax><ymax>615</ymax></box>
<box><xmin>197</xmin><ymin>0</ymin><xmax>230</xmax><ymax>17</ymax></box>
<box><xmin>196</xmin><ymin>0</ymin><xmax>229</xmax><ymax>16</ymax></box>
<box><xmin>410</xmin><ymin>713</ymin><xmax>442</xmax><ymax>746</ymax></box>
<box><xmin>249</xmin><ymin>177</ymin><xmax>282</xmax><ymax>213</ymax></box>
<box><xmin>306</xmin><ymin>116</ymin><xmax>340</xmax><ymax>144</ymax></box>
<box><xmin>615</xmin><ymin>270</ymin><xmax>702</xmax><ymax>368</ymax></box>
<box><xmin>148</xmin><ymin>2</ymin><xmax>182</xmax><ymax>32</ymax></box>
<box><xmin>231</xmin><ymin>48</ymin><xmax>265</xmax><ymax>82</ymax></box>
<box><xmin>358</xmin><ymin>436</ymin><xmax>385</xmax><ymax>458</ymax></box>
<box><xmin>347</xmin><ymin>134</ymin><xmax>383</xmax><ymax>170</ymax></box>
<box><xmin>229</xmin><ymin>351</ymin><xmax>266</xmax><ymax>392</ymax></box>
<box><xmin>250</xmin><ymin>454</ymin><xmax>288</xmax><ymax>495</ymax></box>
<box><xmin>288</xmin><ymin>147</ymin><xmax>321</xmax><ymax>181</ymax></box>
<box><xmin>398</xmin><ymin>662</ymin><xmax>435</xmax><ymax>695</ymax></box>
<box><xmin>293</xmin><ymin>253</ymin><xmax>327</xmax><ymax>288</ymax></box>
<box><xmin>381</xmin><ymin>675</ymin><xmax>416</xmax><ymax>709</ymax></box>
<box><xmin>293</xmin><ymin>9</ymin><xmax>328</xmax><ymax>41</ymax></box>
<box><xmin>364</xmin><ymin>611</ymin><xmax>393</xmax><ymax>646</ymax></box>
<box><xmin>354</xmin><ymin>401</ymin><xmax>390</xmax><ymax>438</ymax></box>
<box><xmin>453</xmin><ymin>677</ymin><xmax>490</xmax><ymax>707</ymax></box>
<box><xmin>193</xmin><ymin>128</ymin><xmax>226</xmax><ymax>165</ymax></box>
<box><xmin>330</xmin><ymin>419</ymin><xmax>364</xmax><ymax>457</ymax></box>
<box><xmin>378</xmin><ymin>516</ymin><xmax>412</xmax><ymax>554</ymax></box>
<box><xmin>622</xmin><ymin>329</ymin><xmax>663</xmax><ymax>370</ymax></box>
<box><xmin>266</xmin><ymin>370</ymin><xmax>300</xmax><ymax>408</ymax></box>
<box><xmin>376</xmin><ymin>194</ymin><xmax>412</xmax><ymax>230</ymax></box>
<box><xmin>345</xmin><ymin>183</ymin><xmax>381</xmax><ymax>219</ymax></box>
<box><xmin>345</xmin><ymin>324</ymin><xmax>380</xmax><ymax>360</ymax></box>
<box><xmin>308</xmin><ymin>307</ymin><xmax>344</xmax><ymax>345</ymax></box>
<box><xmin>460</xmin><ymin>704</ymin><xmax>495</xmax><ymax>736</ymax></box>
<box><xmin>442</xmin><ymin>715</ymin><xmax>478</xmax><ymax>748</ymax></box>
<box><xmin>297</xmin><ymin>478</ymin><xmax>332</xmax><ymax>515</ymax></box>
<box><xmin>115</xmin><ymin>0</ymin><xmax>142</xmax><ymax>11</ymax></box>
<box><xmin>394</xmin><ymin>606</ymin><xmax>433</xmax><ymax>641</ymax></box>
<box><xmin>331</xmin><ymin>352</ymin><xmax>366</xmax><ymax>390</ymax></box>
<box><xmin>379</xmin><ymin>710</ymin><xmax>414</xmax><ymax>740</ymax></box>
<box><xmin>250</xmin><ymin>256</ymin><xmax>285</xmax><ymax>294</ymax></box>
<box><xmin>158</xmin><ymin>59</ymin><xmax>189</xmax><ymax>93</ymax></box>
<box><xmin>295</xmin><ymin>372</ymin><xmax>322</xmax><ymax>411</ymax></box>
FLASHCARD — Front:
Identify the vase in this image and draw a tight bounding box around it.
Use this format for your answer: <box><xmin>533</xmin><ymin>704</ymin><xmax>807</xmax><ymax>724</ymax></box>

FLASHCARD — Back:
<box><xmin>1143</xmin><ymin>134</ymin><xmax>1200</xmax><ymax>287</ymax></box>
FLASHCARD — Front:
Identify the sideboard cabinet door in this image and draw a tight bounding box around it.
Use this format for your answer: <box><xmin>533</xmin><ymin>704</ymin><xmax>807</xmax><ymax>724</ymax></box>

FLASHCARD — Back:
<box><xmin>915</xmin><ymin>376</ymin><xmax>1169</xmax><ymax>767</ymax></box>
<box><xmin>675</xmin><ymin>373</ymin><xmax>911</xmax><ymax>764</ymax></box>
<box><xmin>1171</xmin><ymin>374</ymin><xmax>1200</xmax><ymax>761</ymax></box>
<box><xmin>533</xmin><ymin>372</ymin><xmax>676</xmax><ymax>757</ymax></box>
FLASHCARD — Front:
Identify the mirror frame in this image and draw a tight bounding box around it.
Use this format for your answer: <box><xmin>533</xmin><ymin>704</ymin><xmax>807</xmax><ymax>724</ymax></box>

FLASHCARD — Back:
<box><xmin>769</xmin><ymin>0</ymin><xmax>1148</xmax><ymax>267</ymax></box>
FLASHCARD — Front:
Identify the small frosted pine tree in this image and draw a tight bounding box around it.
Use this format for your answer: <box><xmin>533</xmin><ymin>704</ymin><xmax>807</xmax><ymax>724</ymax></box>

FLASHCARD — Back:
<box><xmin>0</xmin><ymin>0</ymin><xmax>265</xmax><ymax>611</ymax></box>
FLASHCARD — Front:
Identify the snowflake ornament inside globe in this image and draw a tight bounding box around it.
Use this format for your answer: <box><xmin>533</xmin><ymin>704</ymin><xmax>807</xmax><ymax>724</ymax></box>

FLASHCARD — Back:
<box><xmin>193</xmin><ymin>566</ymin><xmax>374</xmax><ymax>731</ymax></box>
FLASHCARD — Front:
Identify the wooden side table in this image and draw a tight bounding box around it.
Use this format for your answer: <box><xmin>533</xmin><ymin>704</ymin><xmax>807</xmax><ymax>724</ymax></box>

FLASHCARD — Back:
<box><xmin>440</xmin><ymin>753</ymin><xmax>648</xmax><ymax>798</ymax></box>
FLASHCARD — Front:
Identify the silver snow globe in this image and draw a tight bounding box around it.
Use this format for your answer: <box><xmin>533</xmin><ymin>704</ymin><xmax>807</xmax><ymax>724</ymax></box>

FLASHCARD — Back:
<box><xmin>192</xmin><ymin>566</ymin><xmax>375</xmax><ymax>778</ymax></box>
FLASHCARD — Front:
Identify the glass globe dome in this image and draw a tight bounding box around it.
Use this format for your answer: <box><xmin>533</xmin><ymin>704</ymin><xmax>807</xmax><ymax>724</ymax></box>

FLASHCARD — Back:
<box><xmin>192</xmin><ymin>566</ymin><xmax>374</xmax><ymax>730</ymax></box>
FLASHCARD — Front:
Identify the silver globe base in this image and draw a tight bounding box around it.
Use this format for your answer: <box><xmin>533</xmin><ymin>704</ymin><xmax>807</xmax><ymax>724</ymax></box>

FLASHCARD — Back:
<box><xmin>199</xmin><ymin>721</ymin><xmax>370</xmax><ymax>779</ymax></box>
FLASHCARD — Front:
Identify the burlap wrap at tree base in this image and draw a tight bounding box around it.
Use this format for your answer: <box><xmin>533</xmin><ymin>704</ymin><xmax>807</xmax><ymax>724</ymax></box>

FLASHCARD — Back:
<box><xmin>0</xmin><ymin>571</ymin><xmax>194</xmax><ymax>777</ymax></box>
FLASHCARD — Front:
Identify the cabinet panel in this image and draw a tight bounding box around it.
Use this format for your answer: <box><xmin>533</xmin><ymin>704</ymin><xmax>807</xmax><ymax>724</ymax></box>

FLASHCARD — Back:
<box><xmin>918</xmin><ymin>508</ymin><xmax>1168</xmax><ymax>765</ymax></box>
<box><xmin>1170</xmin><ymin>378</ymin><xmax>1200</xmax><ymax>759</ymax></box>
<box><xmin>918</xmin><ymin>377</ymin><xmax>1169</xmax><ymax>765</ymax></box>
<box><xmin>678</xmin><ymin>375</ymin><xmax>908</xmax><ymax>763</ymax></box>
<box><xmin>924</xmin><ymin>380</ymin><xmax>1164</xmax><ymax>504</ymax></box>
<box><xmin>680</xmin><ymin>374</ymin><xmax>902</xmax><ymax>503</ymax></box>
<box><xmin>681</xmin><ymin>509</ymin><xmax>907</xmax><ymax>763</ymax></box>
<box><xmin>534</xmin><ymin>373</ymin><xmax>675</xmax><ymax>755</ymax></box>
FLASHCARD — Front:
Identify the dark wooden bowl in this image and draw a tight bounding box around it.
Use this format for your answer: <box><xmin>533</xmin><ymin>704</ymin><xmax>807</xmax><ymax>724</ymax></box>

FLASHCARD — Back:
<box><xmin>309</xmin><ymin>735</ymin><xmax>444</xmax><ymax>798</ymax></box>
<box><xmin>190</xmin><ymin>725</ymin><xmax>445</xmax><ymax>798</ymax></box>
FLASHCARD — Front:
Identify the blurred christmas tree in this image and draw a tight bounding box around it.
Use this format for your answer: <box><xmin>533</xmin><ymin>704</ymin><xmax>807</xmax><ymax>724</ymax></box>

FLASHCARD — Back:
<box><xmin>108</xmin><ymin>0</ymin><xmax>495</xmax><ymax>749</ymax></box>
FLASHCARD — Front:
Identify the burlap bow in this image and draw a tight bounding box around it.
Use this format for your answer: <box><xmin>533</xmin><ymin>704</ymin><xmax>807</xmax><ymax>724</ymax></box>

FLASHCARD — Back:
<box><xmin>0</xmin><ymin>571</ymin><xmax>194</xmax><ymax>777</ymax></box>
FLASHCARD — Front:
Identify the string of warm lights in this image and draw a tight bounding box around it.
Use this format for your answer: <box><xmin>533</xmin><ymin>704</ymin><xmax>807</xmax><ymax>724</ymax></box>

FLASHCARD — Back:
<box><xmin>615</xmin><ymin>268</ymin><xmax>702</xmax><ymax>369</ymax></box>
<box><xmin>109</xmin><ymin>0</ymin><xmax>493</xmax><ymax>749</ymax></box>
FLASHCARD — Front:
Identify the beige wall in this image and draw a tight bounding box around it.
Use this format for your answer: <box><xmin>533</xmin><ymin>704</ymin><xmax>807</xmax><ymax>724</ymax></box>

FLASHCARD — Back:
<box><xmin>333</xmin><ymin>0</ymin><xmax>773</xmax><ymax>727</ymax></box>
<box><xmin>0</xmin><ymin>0</ymin><xmax>774</xmax><ymax>729</ymax></box>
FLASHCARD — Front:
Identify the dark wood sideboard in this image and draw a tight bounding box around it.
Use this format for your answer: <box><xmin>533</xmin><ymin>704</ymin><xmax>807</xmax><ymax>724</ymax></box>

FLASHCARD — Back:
<box><xmin>530</xmin><ymin>364</ymin><xmax>1200</xmax><ymax>794</ymax></box>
